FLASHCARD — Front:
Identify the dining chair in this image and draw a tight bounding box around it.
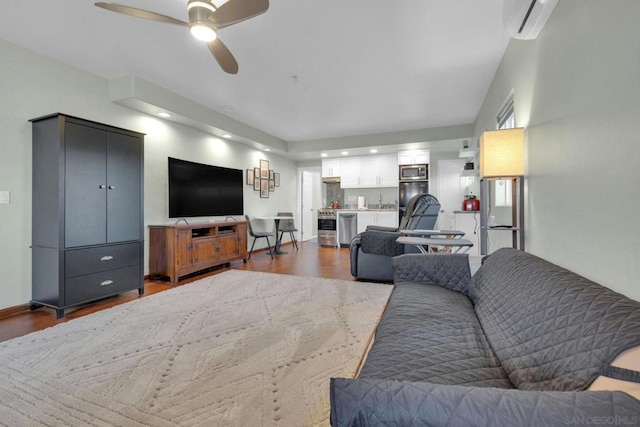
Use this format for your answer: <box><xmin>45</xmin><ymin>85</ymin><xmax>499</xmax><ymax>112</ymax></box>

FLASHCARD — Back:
<box><xmin>277</xmin><ymin>212</ymin><xmax>299</xmax><ymax>250</ymax></box>
<box><xmin>245</xmin><ymin>215</ymin><xmax>274</xmax><ymax>259</ymax></box>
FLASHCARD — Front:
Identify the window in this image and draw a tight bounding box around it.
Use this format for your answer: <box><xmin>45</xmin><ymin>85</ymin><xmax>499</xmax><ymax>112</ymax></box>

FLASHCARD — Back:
<box><xmin>494</xmin><ymin>95</ymin><xmax>515</xmax><ymax>206</ymax></box>
<box><xmin>497</xmin><ymin>96</ymin><xmax>515</xmax><ymax>130</ymax></box>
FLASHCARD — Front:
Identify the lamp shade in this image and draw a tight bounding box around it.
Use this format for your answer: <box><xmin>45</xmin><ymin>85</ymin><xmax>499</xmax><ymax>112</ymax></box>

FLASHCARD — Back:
<box><xmin>479</xmin><ymin>128</ymin><xmax>524</xmax><ymax>178</ymax></box>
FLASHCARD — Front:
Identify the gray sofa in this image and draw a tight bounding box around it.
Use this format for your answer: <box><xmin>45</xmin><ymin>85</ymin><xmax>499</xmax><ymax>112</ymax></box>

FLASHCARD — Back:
<box><xmin>331</xmin><ymin>248</ymin><xmax>640</xmax><ymax>425</ymax></box>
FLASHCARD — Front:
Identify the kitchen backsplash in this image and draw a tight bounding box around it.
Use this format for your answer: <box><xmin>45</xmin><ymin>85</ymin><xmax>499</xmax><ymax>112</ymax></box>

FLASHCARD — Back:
<box><xmin>323</xmin><ymin>184</ymin><xmax>398</xmax><ymax>209</ymax></box>
<box><xmin>324</xmin><ymin>183</ymin><xmax>344</xmax><ymax>207</ymax></box>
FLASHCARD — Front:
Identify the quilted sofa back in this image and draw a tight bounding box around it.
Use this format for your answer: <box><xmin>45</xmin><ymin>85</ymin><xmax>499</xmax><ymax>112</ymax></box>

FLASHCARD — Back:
<box><xmin>470</xmin><ymin>248</ymin><xmax>640</xmax><ymax>391</ymax></box>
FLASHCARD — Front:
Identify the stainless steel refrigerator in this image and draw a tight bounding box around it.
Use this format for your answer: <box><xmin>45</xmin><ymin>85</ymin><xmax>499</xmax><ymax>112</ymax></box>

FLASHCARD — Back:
<box><xmin>398</xmin><ymin>180</ymin><xmax>429</xmax><ymax>221</ymax></box>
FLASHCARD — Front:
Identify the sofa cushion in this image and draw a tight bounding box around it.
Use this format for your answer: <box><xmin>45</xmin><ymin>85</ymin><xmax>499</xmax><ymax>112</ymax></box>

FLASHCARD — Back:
<box><xmin>331</xmin><ymin>378</ymin><xmax>640</xmax><ymax>426</ymax></box>
<box><xmin>358</xmin><ymin>282</ymin><xmax>512</xmax><ymax>387</ymax></box>
<box><xmin>470</xmin><ymin>248</ymin><xmax>640</xmax><ymax>392</ymax></box>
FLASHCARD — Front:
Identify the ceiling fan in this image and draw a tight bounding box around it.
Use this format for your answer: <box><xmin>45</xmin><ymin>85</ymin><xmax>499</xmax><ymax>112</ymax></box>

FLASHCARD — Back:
<box><xmin>94</xmin><ymin>0</ymin><xmax>269</xmax><ymax>74</ymax></box>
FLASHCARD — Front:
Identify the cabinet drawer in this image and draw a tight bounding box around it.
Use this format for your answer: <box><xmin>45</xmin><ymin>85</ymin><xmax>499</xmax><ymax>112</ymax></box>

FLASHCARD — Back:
<box><xmin>65</xmin><ymin>242</ymin><xmax>141</xmax><ymax>278</ymax></box>
<box><xmin>64</xmin><ymin>265</ymin><xmax>141</xmax><ymax>306</ymax></box>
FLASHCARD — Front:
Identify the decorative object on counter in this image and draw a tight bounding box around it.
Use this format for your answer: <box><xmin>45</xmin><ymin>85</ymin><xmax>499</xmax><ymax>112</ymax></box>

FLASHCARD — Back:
<box><xmin>332</xmin><ymin>200</ymin><xmax>340</xmax><ymax>208</ymax></box>
<box><xmin>462</xmin><ymin>195</ymin><xmax>480</xmax><ymax>211</ymax></box>
<box><xmin>248</xmin><ymin>159</ymin><xmax>281</xmax><ymax>198</ymax></box>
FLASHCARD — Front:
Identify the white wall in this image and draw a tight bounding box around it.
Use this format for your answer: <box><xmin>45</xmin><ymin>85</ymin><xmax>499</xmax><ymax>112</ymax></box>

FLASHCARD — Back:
<box><xmin>0</xmin><ymin>38</ymin><xmax>297</xmax><ymax>310</ymax></box>
<box><xmin>474</xmin><ymin>0</ymin><xmax>640</xmax><ymax>301</ymax></box>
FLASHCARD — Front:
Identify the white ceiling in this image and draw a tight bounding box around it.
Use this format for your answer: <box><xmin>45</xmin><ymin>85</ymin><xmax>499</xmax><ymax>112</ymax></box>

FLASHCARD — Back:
<box><xmin>0</xmin><ymin>0</ymin><xmax>510</xmax><ymax>159</ymax></box>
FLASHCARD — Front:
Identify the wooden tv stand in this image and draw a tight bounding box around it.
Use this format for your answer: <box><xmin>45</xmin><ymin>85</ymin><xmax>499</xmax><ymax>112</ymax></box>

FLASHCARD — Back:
<box><xmin>149</xmin><ymin>220</ymin><xmax>248</xmax><ymax>284</ymax></box>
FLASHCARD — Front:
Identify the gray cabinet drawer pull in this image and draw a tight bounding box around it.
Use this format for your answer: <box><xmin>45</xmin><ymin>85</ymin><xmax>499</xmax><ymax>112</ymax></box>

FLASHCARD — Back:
<box><xmin>100</xmin><ymin>280</ymin><xmax>114</xmax><ymax>286</ymax></box>
<box><xmin>108</xmin><ymin>185</ymin><xmax>116</xmax><ymax>190</ymax></box>
<box><xmin>99</xmin><ymin>185</ymin><xmax>106</xmax><ymax>189</ymax></box>
<box><xmin>100</xmin><ymin>256</ymin><xmax>114</xmax><ymax>261</ymax></box>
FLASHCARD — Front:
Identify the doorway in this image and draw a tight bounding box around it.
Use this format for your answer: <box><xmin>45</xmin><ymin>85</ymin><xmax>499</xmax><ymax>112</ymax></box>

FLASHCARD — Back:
<box><xmin>297</xmin><ymin>166</ymin><xmax>322</xmax><ymax>241</ymax></box>
<box><xmin>436</xmin><ymin>159</ymin><xmax>467</xmax><ymax>229</ymax></box>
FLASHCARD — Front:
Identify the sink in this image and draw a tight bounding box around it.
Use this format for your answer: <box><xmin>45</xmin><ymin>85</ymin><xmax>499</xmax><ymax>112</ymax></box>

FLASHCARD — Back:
<box><xmin>366</xmin><ymin>204</ymin><xmax>397</xmax><ymax>210</ymax></box>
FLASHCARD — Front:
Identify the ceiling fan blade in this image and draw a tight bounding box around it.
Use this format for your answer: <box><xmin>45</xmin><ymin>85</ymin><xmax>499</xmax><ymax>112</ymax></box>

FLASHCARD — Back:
<box><xmin>95</xmin><ymin>2</ymin><xmax>188</xmax><ymax>26</ymax></box>
<box><xmin>209</xmin><ymin>0</ymin><xmax>269</xmax><ymax>28</ymax></box>
<box><xmin>207</xmin><ymin>38</ymin><xmax>239</xmax><ymax>74</ymax></box>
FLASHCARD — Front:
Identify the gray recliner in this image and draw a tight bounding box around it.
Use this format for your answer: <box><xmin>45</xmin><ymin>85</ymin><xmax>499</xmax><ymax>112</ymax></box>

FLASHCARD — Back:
<box><xmin>350</xmin><ymin>194</ymin><xmax>441</xmax><ymax>281</ymax></box>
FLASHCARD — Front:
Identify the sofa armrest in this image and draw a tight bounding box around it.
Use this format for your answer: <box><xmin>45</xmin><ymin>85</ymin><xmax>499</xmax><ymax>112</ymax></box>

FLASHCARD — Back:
<box><xmin>330</xmin><ymin>378</ymin><xmax>640</xmax><ymax>426</ymax></box>
<box><xmin>349</xmin><ymin>235</ymin><xmax>361</xmax><ymax>278</ymax></box>
<box><xmin>365</xmin><ymin>225</ymin><xmax>397</xmax><ymax>232</ymax></box>
<box><xmin>392</xmin><ymin>253</ymin><xmax>472</xmax><ymax>295</ymax></box>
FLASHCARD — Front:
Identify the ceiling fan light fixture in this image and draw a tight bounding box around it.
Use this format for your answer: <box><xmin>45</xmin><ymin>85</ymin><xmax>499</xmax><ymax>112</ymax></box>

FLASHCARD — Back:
<box><xmin>187</xmin><ymin>1</ymin><xmax>216</xmax><ymax>12</ymax></box>
<box><xmin>190</xmin><ymin>23</ymin><xmax>217</xmax><ymax>41</ymax></box>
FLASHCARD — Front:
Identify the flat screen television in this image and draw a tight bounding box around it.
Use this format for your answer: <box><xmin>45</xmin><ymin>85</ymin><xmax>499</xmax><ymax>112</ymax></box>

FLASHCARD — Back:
<box><xmin>168</xmin><ymin>157</ymin><xmax>244</xmax><ymax>218</ymax></box>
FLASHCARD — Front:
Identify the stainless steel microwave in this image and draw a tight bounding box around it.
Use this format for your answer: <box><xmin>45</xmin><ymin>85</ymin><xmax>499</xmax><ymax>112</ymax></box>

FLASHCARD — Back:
<box><xmin>399</xmin><ymin>164</ymin><xmax>428</xmax><ymax>181</ymax></box>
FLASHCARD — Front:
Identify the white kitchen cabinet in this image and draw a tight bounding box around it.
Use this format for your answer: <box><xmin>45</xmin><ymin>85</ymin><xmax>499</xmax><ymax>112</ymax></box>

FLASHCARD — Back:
<box><xmin>356</xmin><ymin>210</ymin><xmax>398</xmax><ymax>233</ymax></box>
<box><xmin>356</xmin><ymin>211</ymin><xmax>375</xmax><ymax>233</ymax></box>
<box><xmin>398</xmin><ymin>149</ymin><xmax>430</xmax><ymax>165</ymax></box>
<box><xmin>321</xmin><ymin>159</ymin><xmax>341</xmax><ymax>177</ymax></box>
<box><xmin>343</xmin><ymin>154</ymin><xmax>398</xmax><ymax>188</ymax></box>
<box><xmin>360</xmin><ymin>157</ymin><xmax>380</xmax><ymax>187</ymax></box>
<box><xmin>340</xmin><ymin>157</ymin><xmax>362</xmax><ymax>188</ymax></box>
<box><xmin>378</xmin><ymin>155</ymin><xmax>399</xmax><ymax>186</ymax></box>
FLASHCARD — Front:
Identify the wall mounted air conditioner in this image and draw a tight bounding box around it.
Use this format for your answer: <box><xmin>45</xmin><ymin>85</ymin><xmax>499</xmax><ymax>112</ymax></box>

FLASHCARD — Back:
<box><xmin>503</xmin><ymin>0</ymin><xmax>559</xmax><ymax>40</ymax></box>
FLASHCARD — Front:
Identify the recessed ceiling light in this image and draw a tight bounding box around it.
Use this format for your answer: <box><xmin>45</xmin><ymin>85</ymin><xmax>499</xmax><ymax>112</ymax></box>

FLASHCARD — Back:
<box><xmin>158</xmin><ymin>112</ymin><xmax>171</xmax><ymax>118</ymax></box>
<box><xmin>341</xmin><ymin>151</ymin><xmax>349</xmax><ymax>155</ymax></box>
<box><xmin>221</xmin><ymin>134</ymin><xmax>232</xmax><ymax>138</ymax></box>
<box><xmin>321</xmin><ymin>153</ymin><xmax>328</xmax><ymax>157</ymax></box>
<box><xmin>370</xmin><ymin>149</ymin><xmax>378</xmax><ymax>153</ymax></box>
<box><xmin>264</xmin><ymin>148</ymin><xmax>271</xmax><ymax>152</ymax></box>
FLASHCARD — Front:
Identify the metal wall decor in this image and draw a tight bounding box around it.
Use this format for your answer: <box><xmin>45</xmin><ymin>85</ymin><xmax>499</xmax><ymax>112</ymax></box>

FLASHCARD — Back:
<box><xmin>247</xmin><ymin>159</ymin><xmax>280</xmax><ymax>199</ymax></box>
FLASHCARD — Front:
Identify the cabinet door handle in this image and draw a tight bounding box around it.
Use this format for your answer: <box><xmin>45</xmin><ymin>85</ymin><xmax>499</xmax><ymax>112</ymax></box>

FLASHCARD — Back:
<box><xmin>100</xmin><ymin>255</ymin><xmax>114</xmax><ymax>261</ymax></box>
<box><xmin>100</xmin><ymin>280</ymin><xmax>114</xmax><ymax>286</ymax></box>
<box><xmin>108</xmin><ymin>185</ymin><xmax>116</xmax><ymax>190</ymax></box>
<box><xmin>99</xmin><ymin>185</ymin><xmax>106</xmax><ymax>189</ymax></box>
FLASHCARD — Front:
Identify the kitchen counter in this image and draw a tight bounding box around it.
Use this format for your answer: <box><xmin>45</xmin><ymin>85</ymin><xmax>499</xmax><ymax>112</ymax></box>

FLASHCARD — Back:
<box><xmin>336</xmin><ymin>209</ymin><xmax>399</xmax><ymax>246</ymax></box>
<box><xmin>336</xmin><ymin>209</ymin><xmax>398</xmax><ymax>212</ymax></box>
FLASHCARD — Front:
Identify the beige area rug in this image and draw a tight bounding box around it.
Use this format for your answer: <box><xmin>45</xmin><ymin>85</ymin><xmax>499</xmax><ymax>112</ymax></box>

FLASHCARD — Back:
<box><xmin>0</xmin><ymin>270</ymin><xmax>391</xmax><ymax>426</ymax></box>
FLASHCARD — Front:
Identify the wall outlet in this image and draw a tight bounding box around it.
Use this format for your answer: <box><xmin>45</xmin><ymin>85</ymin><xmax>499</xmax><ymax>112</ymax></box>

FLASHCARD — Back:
<box><xmin>0</xmin><ymin>191</ymin><xmax>10</xmax><ymax>204</ymax></box>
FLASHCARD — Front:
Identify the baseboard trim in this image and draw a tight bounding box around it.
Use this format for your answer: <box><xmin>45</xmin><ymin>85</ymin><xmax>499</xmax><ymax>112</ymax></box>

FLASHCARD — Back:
<box><xmin>1</xmin><ymin>241</ymin><xmax>302</xmax><ymax>321</ymax></box>
<box><xmin>0</xmin><ymin>304</ymin><xmax>30</xmax><ymax>320</ymax></box>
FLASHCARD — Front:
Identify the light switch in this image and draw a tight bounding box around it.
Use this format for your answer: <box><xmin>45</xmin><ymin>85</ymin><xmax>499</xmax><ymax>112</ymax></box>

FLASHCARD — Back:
<box><xmin>0</xmin><ymin>191</ymin><xmax>10</xmax><ymax>204</ymax></box>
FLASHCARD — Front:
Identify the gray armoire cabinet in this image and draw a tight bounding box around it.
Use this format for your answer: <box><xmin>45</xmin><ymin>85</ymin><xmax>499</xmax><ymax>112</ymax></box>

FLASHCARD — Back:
<box><xmin>30</xmin><ymin>114</ymin><xmax>144</xmax><ymax>318</ymax></box>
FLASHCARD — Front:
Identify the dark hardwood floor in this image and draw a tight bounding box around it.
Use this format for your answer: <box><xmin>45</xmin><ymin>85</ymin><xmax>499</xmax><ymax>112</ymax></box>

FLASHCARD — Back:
<box><xmin>0</xmin><ymin>241</ymin><xmax>364</xmax><ymax>343</ymax></box>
